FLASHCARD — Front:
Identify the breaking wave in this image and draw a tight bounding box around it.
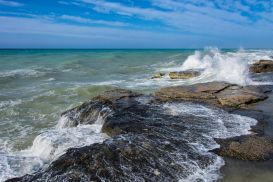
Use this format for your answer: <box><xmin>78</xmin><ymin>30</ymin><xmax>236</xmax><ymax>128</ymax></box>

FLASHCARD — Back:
<box><xmin>158</xmin><ymin>48</ymin><xmax>273</xmax><ymax>86</ymax></box>
<box><xmin>0</xmin><ymin>114</ymin><xmax>109</xmax><ymax>182</ymax></box>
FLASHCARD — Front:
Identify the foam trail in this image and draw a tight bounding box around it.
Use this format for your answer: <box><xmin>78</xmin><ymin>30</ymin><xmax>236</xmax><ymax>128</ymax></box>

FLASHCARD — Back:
<box><xmin>163</xmin><ymin>103</ymin><xmax>257</xmax><ymax>182</ymax></box>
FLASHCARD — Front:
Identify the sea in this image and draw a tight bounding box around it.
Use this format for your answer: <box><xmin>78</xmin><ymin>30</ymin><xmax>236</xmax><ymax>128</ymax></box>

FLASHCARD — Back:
<box><xmin>0</xmin><ymin>48</ymin><xmax>272</xmax><ymax>181</ymax></box>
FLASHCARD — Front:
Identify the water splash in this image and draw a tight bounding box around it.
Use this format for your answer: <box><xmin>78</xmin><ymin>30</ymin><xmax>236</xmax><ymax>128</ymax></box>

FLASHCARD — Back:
<box><xmin>0</xmin><ymin>113</ymin><xmax>109</xmax><ymax>182</ymax></box>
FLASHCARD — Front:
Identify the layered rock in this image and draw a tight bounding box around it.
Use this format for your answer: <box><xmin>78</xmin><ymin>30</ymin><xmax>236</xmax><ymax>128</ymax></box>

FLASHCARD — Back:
<box><xmin>155</xmin><ymin>82</ymin><xmax>268</xmax><ymax>108</ymax></box>
<box><xmin>250</xmin><ymin>60</ymin><xmax>273</xmax><ymax>73</ymax></box>
<box><xmin>169</xmin><ymin>70</ymin><xmax>201</xmax><ymax>79</ymax></box>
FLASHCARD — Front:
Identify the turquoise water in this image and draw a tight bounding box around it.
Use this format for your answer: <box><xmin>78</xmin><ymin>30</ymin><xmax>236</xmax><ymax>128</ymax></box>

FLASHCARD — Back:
<box><xmin>0</xmin><ymin>49</ymin><xmax>272</xmax><ymax>181</ymax></box>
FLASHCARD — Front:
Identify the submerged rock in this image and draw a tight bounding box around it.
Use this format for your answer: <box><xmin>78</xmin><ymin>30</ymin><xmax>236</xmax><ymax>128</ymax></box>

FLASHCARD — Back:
<box><xmin>155</xmin><ymin>82</ymin><xmax>269</xmax><ymax>108</ymax></box>
<box><xmin>151</xmin><ymin>73</ymin><xmax>165</xmax><ymax>79</ymax></box>
<box><xmin>250</xmin><ymin>60</ymin><xmax>273</xmax><ymax>73</ymax></box>
<box><xmin>169</xmin><ymin>70</ymin><xmax>201</xmax><ymax>79</ymax></box>
<box><xmin>214</xmin><ymin>136</ymin><xmax>273</xmax><ymax>161</ymax></box>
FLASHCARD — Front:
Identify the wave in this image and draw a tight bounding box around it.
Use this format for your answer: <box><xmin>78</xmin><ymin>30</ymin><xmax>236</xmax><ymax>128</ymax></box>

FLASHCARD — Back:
<box><xmin>0</xmin><ymin>112</ymin><xmax>109</xmax><ymax>182</ymax></box>
<box><xmin>0</xmin><ymin>69</ymin><xmax>46</xmax><ymax>79</ymax></box>
<box><xmin>156</xmin><ymin>48</ymin><xmax>273</xmax><ymax>86</ymax></box>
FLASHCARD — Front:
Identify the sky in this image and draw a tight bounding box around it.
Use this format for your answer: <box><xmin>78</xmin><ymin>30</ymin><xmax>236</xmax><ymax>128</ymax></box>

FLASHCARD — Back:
<box><xmin>0</xmin><ymin>0</ymin><xmax>273</xmax><ymax>48</ymax></box>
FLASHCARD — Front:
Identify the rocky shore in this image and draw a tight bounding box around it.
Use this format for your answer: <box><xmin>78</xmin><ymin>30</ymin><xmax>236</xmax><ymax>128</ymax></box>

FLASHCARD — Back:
<box><xmin>6</xmin><ymin>60</ymin><xmax>273</xmax><ymax>182</ymax></box>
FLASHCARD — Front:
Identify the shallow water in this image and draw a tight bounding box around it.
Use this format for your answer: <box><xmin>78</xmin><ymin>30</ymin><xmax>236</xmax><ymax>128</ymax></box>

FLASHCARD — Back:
<box><xmin>0</xmin><ymin>48</ymin><xmax>272</xmax><ymax>181</ymax></box>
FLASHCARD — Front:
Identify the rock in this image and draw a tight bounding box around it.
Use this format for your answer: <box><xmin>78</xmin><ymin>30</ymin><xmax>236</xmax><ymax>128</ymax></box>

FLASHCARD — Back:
<box><xmin>250</xmin><ymin>60</ymin><xmax>273</xmax><ymax>73</ymax></box>
<box><xmin>216</xmin><ymin>86</ymin><xmax>268</xmax><ymax>107</ymax></box>
<box><xmin>169</xmin><ymin>70</ymin><xmax>201</xmax><ymax>79</ymax></box>
<box><xmin>214</xmin><ymin>136</ymin><xmax>273</xmax><ymax>161</ymax></box>
<box><xmin>61</xmin><ymin>89</ymin><xmax>141</xmax><ymax>126</ymax></box>
<box><xmin>152</xmin><ymin>73</ymin><xmax>165</xmax><ymax>79</ymax></box>
<box><xmin>155</xmin><ymin>81</ymin><xmax>269</xmax><ymax>108</ymax></box>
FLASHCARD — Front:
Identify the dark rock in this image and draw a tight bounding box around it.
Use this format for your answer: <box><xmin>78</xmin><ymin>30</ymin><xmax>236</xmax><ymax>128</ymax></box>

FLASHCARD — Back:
<box><xmin>61</xmin><ymin>89</ymin><xmax>141</xmax><ymax>126</ymax></box>
<box><xmin>250</xmin><ymin>60</ymin><xmax>273</xmax><ymax>73</ymax></box>
<box><xmin>213</xmin><ymin>136</ymin><xmax>273</xmax><ymax>161</ymax></box>
<box><xmin>169</xmin><ymin>70</ymin><xmax>201</xmax><ymax>79</ymax></box>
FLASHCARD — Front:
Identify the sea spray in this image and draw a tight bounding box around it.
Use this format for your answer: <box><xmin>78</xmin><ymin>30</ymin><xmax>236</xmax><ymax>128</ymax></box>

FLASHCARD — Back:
<box><xmin>180</xmin><ymin>47</ymin><xmax>251</xmax><ymax>85</ymax></box>
<box><xmin>155</xmin><ymin>48</ymin><xmax>272</xmax><ymax>87</ymax></box>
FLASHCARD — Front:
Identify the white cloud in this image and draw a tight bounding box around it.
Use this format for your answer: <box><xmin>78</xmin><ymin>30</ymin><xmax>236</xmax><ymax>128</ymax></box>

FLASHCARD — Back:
<box><xmin>60</xmin><ymin>15</ymin><xmax>129</xmax><ymax>27</ymax></box>
<box><xmin>77</xmin><ymin>0</ymin><xmax>273</xmax><ymax>37</ymax></box>
<box><xmin>0</xmin><ymin>0</ymin><xmax>23</xmax><ymax>7</ymax></box>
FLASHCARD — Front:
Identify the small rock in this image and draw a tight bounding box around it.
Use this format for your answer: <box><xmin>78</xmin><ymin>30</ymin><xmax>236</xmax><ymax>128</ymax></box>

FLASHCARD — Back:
<box><xmin>169</xmin><ymin>70</ymin><xmax>201</xmax><ymax>79</ymax></box>
<box><xmin>152</xmin><ymin>73</ymin><xmax>165</xmax><ymax>79</ymax></box>
<box><xmin>250</xmin><ymin>60</ymin><xmax>273</xmax><ymax>73</ymax></box>
<box><xmin>154</xmin><ymin>169</ymin><xmax>160</xmax><ymax>176</ymax></box>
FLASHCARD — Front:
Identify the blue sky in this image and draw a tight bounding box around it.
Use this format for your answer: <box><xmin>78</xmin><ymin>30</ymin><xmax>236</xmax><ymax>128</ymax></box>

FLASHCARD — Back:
<box><xmin>0</xmin><ymin>0</ymin><xmax>273</xmax><ymax>48</ymax></box>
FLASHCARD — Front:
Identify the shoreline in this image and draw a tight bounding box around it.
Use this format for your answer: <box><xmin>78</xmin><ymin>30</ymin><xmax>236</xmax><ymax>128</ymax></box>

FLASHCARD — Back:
<box><xmin>220</xmin><ymin>88</ymin><xmax>273</xmax><ymax>182</ymax></box>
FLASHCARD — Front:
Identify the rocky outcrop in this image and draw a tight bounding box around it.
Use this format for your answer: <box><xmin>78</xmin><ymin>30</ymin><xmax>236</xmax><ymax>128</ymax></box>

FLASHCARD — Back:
<box><xmin>7</xmin><ymin>89</ymin><xmax>230</xmax><ymax>182</ymax></box>
<box><xmin>155</xmin><ymin>82</ymin><xmax>269</xmax><ymax>108</ymax></box>
<box><xmin>169</xmin><ymin>70</ymin><xmax>201</xmax><ymax>79</ymax></box>
<box><xmin>6</xmin><ymin>85</ymin><xmax>272</xmax><ymax>182</ymax></box>
<box><xmin>250</xmin><ymin>60</ymin><xmax>273</xmax><ymax>73</ymax></box>
<box><xmin>214</xmin><ymin>136</ymin><xmax>273</xmax><ymax>161</ymax></box>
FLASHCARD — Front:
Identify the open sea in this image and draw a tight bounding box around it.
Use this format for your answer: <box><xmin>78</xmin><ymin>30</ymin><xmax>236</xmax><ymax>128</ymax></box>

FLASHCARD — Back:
<box><xmin>0</xmin><ymin>48</ymin><xmax>272</xmax><ymax>181</ymax></box>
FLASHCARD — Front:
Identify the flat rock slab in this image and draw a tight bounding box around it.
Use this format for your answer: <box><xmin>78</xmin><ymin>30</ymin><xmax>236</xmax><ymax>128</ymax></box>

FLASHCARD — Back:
<box><xmin>250</xmin><ymin>60</ymin><xmax>273</xmax><ymax>73</ymax></box>
<box><xmin>155</xmin><ymin>82</ymin><xmax>269</xmax><ymax>108</ymax></box>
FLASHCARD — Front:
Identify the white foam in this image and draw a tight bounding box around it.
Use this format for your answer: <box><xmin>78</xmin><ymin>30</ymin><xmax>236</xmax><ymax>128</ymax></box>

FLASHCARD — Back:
<box><xmin>155</xmin><ymin>48</ymin><xmax>273</xmax><ymax>86</ymax></box>
<box><xmin>0</xmin><ymin>69</ymin><xmax>45</xmax><ymax>78</ymax></box>
<box><xmin>0</xmin><ymin>100</ymin><xmax>22</xmax><ymax>110</ymax></box>
<box><xmin>163</xmin><ymin>102</ymin><xmax>257</xmax><ymax>182</ymax></box>
<box><xmin>0</xmin><ymin>114</ymin><xmax>109</xmax><ymax>182</ymax></box>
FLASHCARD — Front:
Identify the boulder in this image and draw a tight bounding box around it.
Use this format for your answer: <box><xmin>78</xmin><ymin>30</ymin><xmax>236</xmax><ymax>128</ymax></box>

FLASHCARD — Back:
<box><xmin>250</xmin><ymin>60</ymin><xmax>273</xmax><ymax>73</ymax></box>
<box><xmin>214</xmin><ymin>136</ymin><xmax>273</xmax><ymax>161</ymax></box>
<box><xmin>169</xmin><ymin>70</ymin><xmax>201</xmax><ymax>79</ymax></box>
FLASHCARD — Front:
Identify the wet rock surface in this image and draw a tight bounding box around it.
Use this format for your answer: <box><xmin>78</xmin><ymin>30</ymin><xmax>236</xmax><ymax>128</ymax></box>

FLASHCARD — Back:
<box><xmin>214</xmin><ymin>136</ymin><xmax>273</xmax><ymax>161</ymax></box>
<box><xmin>155</xmin><ymin>82</ymin><xmax>269</xmax><ymax>108</ymax></box>
<box><xmin>169</xmin><ymin>70</ymin><xmax>201</xmax><ymax>79</ymax></box>
<box><xmin>250</xmin><ymin>60</ymin><xmax>273</xmax><ymax>73</ymax></box>
<box><xmin>6</xmin><ymin>84</ymin><xmax>273</xmax><ymax>182</ymax></box>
